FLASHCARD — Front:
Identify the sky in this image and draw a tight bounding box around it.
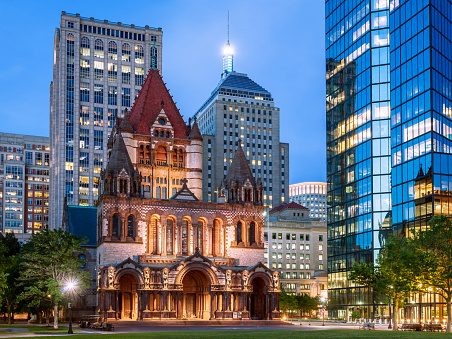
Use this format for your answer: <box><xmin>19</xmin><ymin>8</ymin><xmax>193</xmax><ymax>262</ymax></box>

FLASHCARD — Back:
<box><xmin>0</xmin><ymin>0</ymin><xmax>326</xmax><ymax>183</ymax></box>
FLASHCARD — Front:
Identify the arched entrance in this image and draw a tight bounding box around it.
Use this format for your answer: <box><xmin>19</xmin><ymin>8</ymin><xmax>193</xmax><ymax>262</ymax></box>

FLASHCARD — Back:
<box><xmin>118</xmin><ymin>274</ymin><xmax>138</xmax><ymax>320</ymax></box>
<box><xmin>182</xmin><ymin>269</ymin><xmax>211</xmax><ymax>319</ymax></box>
<box><xmin>250</xmin><ymin>277</ymin><xmax>267</xmax><ymax>320</ymax></box>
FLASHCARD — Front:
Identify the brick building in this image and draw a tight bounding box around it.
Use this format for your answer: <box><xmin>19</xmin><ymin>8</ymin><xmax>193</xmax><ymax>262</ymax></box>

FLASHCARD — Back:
<box><xmin>95</xmin><ymin>70</ymin><xmax>280</xmax><ymax>320</ymax></box>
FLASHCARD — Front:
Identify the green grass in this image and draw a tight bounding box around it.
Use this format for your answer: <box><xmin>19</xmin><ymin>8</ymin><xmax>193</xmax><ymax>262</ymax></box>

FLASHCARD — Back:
<box><xmin>0</xmin><ymin>324</ymin><xmax>70</xmax><ymax>334</ymax></box>
<box><xmin>9</xmin><ymin>329</ymin><xmax>451</xmax><ymax>338</ymax></box>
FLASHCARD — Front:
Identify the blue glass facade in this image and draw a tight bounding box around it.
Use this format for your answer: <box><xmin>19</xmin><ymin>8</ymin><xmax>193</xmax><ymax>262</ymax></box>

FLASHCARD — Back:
<box><xmin>326</xmin><ymin>0</ymin><xmax>452</xmax><ymax>320</ymax></box>
<box><xmin>391</xmin><ymin>0</ymin><xmax>452</xmax><ymax>233</ymax></box>
<box><xmin>326</xmin><ymin>0</ymin><xmax>392</xmax><ymax>320</ymax></box>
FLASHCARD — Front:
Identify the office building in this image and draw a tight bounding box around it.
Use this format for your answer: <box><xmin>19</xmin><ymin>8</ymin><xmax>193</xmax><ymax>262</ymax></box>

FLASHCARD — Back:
<box><xmin>265</xmin><ymin>202</ymin><xmax>327</xmax><ymax>296</ymax></box>
<box><xmin>0</xmin><ymin>133</ymin><xmax>50</xmax><ymax>240</ymax></box>
<box><xmin>326</xmin><ymin>0</ymin><xmax>391</xmax><ymax>320</ymax></box>
<box><xmin>289</xmin><ymin>182</ymin><xmax>327</xmax><ymax>221</ymax></box>
<box><xmin>195</xmin><ymin>40</ymin><xmax>289</xmax><ymax>208</ymax></box>
<box><xmin>50</xmin><ymin>12</ymin><xmax>163</xmax><ymax>228</ymax></box>
<box><xmin>326</xmin><ymin>0</ymin><xmax>452</xmax><ymax>321</ymax></box>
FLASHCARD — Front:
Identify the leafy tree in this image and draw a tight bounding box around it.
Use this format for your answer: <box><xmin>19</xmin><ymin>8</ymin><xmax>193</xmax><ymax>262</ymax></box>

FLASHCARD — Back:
<box><xmin>378</xmin><ymin>235</ymin><xmax>423</xmax><ymax>331</ymax></box>
<box><xmin>413</xmin><ymin>216</ymin><xmax>452</xmax><ymax>333</ymax></box>
<box><xmin>296</xmin><ymin>294</ymin><xmax>319</xmax><ymax>317</ymax></box>
<box><xmin>18</xmin><ymin>229</ymin><xmax>90</xmax><ymax>329</ymax></box>
<box><xmin>279</xmin><ymin>290</ymin><xmax>297</xmax><ymax>317</ymax></box>
<box><xmin>0</xmin><ymin>234</ymin><xmax>21</xmax><ymax>324</ymax></box>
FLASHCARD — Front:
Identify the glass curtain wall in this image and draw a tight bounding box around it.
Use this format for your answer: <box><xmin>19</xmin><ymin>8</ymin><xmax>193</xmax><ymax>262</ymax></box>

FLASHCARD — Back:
<box><xmin>326</xmin><ymin>0</ymin><xmax>391</xmax><ymax>320</ymax></box>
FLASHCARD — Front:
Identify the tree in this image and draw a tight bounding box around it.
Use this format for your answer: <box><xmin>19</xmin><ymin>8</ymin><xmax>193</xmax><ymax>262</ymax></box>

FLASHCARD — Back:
<box><xmin>295</xmin><ymin>294</ymin><xmax>319</xmax><ymax>317</ymax></box>
<box><xmin>279</xmin><ymin>290</ymin><xmax>297</xmax><ymax>317</ymax></box>
<box><xmin>18</xmin><ymin>229</ymin><xmax>90</xmax><ymax>329</ymax></box>
<box><xmin>0</xmin><ymin>234</ymin><xmax>21</xmax><ymax>324</ymax></box>
<box><xmin>378</xmin><ymin>235</ymin><xmax>423</xmax><ymax>331</ymax></box>
<box><xmin>413</xmin><ymin>216</ymin><xmax>452</xmax><ymax>333</ymax></box>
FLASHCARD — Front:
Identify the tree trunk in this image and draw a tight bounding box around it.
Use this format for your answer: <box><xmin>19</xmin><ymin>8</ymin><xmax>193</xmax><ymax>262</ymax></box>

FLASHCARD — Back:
<box><xmin>447</xmin><ymin>299</ymin><xmax>451</xmax><ymax>333</ymax></box>
<box><xmin>53</xmin><ymin>304</ymin><xmax>58</xmax><ymax>329</ymax></box>
<box><xmin>392</xmin><ymin>298</ymin><xmax>398</xmax><ymax>331</ymax></box>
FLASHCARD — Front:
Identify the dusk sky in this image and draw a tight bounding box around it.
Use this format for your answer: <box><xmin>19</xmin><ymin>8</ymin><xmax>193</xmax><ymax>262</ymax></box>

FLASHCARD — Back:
<box><xmin>0</xmin><ymin>1</ymin><xmax>325</xmax><ymax>184</ymax></box>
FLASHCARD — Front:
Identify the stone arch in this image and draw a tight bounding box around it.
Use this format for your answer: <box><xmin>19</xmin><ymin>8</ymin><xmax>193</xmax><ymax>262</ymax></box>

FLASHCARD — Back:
<box><xmin>249</xmin><ymin>271</ymin><xmax>272</xmax><ymax>320</ymax></box>
<box><xmin>175</xmin><ymin>262</ymin><xmax>219</xmax><ymax>286</ymax></box>
<box><xmin>114</xmin><ymin>268</ymin><xmax>143</xmax><ymax>320</ymax></box>
<box><xmin>211</xmin><ymin>218</ymin><xmax>225</xmax><ymax>257</ymax></box>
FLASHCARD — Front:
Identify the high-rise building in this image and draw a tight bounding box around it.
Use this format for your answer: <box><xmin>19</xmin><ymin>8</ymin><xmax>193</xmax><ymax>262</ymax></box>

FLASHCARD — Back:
<box><xmin>289</xmin><ymin>182</ymin><xmax>327</xmax><ymax>221</ymax></box>
<box><xmin>0</xmin><ymin>133</ymin><xmax>50</xmax><ymax>240</ymax></box>
<box><xmin>326</xmin><ymin>0</ymin><xmax>392</xmax><ymax>320</ymax></box>
<box><xmin>390</xmin><ymin>1</ymin><xmax>452</xmax><ymax>233</ymax></box>
<box><xmin>50</xmin><ymin>12</ymin><xmax>163</xmax><ymax>228</ymax></box>
<box><xmin>326</xmin><ymin>0</ymin><xmax>452</xmax><ymax>321</ymax></box>
<box><xmin>195</xmin><ymin>40</ymin><xmax>289</xmax><ymax>208</ymax></box>
<box><xmin>265</xmin><ymin>202</ymin><xmax>327</xmax><ymax>298</ymax></box>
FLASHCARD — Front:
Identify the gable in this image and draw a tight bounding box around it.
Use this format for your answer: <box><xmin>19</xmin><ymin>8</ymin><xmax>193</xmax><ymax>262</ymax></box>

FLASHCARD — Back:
<box><xmin>129</xmin><ymin>70</ymin><xmax>188</xmax><ymax>139</ymax></box>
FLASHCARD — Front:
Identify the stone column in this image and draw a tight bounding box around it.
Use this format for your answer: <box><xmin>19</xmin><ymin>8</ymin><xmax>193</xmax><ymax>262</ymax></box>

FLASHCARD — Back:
<box><xmin>210</xmin><ymin>292</ymin><xmax>216</xmax><ymax>319</ymax></box>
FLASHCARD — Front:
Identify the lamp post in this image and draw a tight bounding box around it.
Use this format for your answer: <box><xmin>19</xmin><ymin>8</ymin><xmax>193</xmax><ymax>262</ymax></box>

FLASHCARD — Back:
<box><xmin>320</xmin><ymin>296</ymin><xmax>327</xmax><ymax>326</ymax></box>
<box><xmin>64</xmin><ymin>279</ymin><xmax>78</xmax><ymax>334</ymax></box>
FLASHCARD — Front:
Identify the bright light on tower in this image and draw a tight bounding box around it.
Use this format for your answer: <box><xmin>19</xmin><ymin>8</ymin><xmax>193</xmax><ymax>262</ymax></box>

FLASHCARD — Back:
<box><xmin>223</xmin><ymin>43</ymin><xmax>234</xmax><ymax>56</ymax></box>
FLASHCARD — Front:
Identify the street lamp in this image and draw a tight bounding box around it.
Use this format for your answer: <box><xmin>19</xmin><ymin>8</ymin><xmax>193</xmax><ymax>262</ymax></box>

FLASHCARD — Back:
<box><xmin>320</xmin><ymin>296</ymin><xmax>327</xmax><ymax>326</ymax></box>
<box><xmin>63</xmin><ymin>279</ymin><xmax>78</xmax><ymax>334</ymax></box>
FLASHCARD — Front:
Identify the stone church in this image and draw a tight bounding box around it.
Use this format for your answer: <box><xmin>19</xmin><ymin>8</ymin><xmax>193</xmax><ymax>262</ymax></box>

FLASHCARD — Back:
<box><xmin>96</xmin><ymin>69</ymin><xmax>280</xmax><ymax>321</ymax></box>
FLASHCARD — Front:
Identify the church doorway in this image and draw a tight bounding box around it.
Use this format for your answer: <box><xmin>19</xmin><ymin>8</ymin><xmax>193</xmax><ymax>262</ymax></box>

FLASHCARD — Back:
<box><xmin>118</xmin><ymin>274</ymin><xmax>138</xmax><ymax>320</ymax></box>
<box><xmin>250</xmin><ymin>277</ymin><xmax>266</xmax><ymax>320</ymax></box>
<box><xmin>182</xmin><ymin>269</ymin><xmax>211</xmax><ymax>319</ymax></box>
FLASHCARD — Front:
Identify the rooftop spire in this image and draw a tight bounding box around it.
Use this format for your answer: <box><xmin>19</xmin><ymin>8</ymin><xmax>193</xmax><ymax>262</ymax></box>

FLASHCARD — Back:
<box><xmin>222</xmin><ymin>10</ymin><xmax>234</xmax><ymax>78</ymax></box>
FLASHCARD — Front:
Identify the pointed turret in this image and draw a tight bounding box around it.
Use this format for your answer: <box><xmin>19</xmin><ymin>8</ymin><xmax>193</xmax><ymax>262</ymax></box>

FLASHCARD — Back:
<box><xmin>222</xmin><ymin>142</ymin><xmax>262</xmax><ymax>205</ymax></box>
<box><xmin>102</xmin><ymin>131</ymin><xmax>140</xmax><ymax>197</ymax></box>
<box><xmin>189</xmin><ymin>118</ymin><xmax>203</xmax><ymax>141</ymax></box>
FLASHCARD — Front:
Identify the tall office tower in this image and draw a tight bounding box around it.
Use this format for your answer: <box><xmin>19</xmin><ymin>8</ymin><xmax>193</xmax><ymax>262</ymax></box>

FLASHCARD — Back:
<box><xmin>391</xmin><ymin>1</ymin><xmax>452</xmax><ymax>233</ymax></box>
<box><xmin>0</xmin><ymin>133</ymin><xmax>50</xmax><ymax>241</ymax></box>
<box><xmin>326</xmin><ymin>0</ymin><xmax>452</xmax><ymax>321</ymax></box>
<box><xmin>326</xmin><ymin>0</ymin><xmax>392</xmax><ymax>319</ymax></box>
<box><xmin>50</xmin><ymin>12</ymin><xmax>162</xmax><ymax>228</ymax></box>
<box><xmin>195</xmin><ymin>41</ymin><xmax>289</xmax><ymax>208</ymax></box>
<box><xmin>289</xmin><ymin>182</ymin><xmax>327</xmax><ymax>221</ymax></box>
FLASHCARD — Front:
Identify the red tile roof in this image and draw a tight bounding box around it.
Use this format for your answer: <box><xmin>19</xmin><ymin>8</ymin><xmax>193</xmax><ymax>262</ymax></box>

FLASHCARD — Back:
<box><xmin>269</xmin><ymin>201</ymin><xmax>309</xmax><ymax>214</ymax></box>
<box><xmin>129</xmin><ymin>70</ymin><xmax>188</xmax><ymax>138</ymax></box>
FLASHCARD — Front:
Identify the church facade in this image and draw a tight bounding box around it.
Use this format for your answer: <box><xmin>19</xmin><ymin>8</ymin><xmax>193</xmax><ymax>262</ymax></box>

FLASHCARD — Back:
<box><xmin>96</xmin><ymin>70</ymin><xmax>280</xmax><ymax>321</ymax></box>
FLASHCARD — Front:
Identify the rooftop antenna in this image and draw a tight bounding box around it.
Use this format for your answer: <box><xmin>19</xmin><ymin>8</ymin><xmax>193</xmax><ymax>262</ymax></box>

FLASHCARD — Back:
<box><xmin>222</xmin><ymin>10</ymin><xmax>234</xmax><ymax>78</ymax></box>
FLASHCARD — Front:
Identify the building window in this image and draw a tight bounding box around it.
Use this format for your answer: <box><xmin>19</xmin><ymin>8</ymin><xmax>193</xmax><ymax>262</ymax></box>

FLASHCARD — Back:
<box><xmin>150</xmin><ymin>46</ymin><xmax>158</xmax><ymax>69</ymax></box>
<box><xmin>249</xmin><ymin>221</ymin><xmax>256</xmax><ymax>245</ymax></box>
<box><xmin>122</xmin><ymin>88</ymin><xmax>131</xmax><ymax>107</ymax></box>
<box><xmin>135</xmin><ymin>45</ymin><xmax>144</xmax><ymax>64</ymax></box>
<box><xmin>108</xmin><ymin>86</ymin><xmax>117</xmax><ymax>106</ymax></box>
<box><xmin>121</xmin><ymin>43</ymin><xmax>131</xmax><ymax>62</ymax></box>
<box><xmin>94</xmin><ymin>39</ymin><xmax>104</xmax><ymax>58</ymax></box>
<box><xmin>236</xmin><ymin>221</ymin><xmax>243</xmax><ymax>243</ymax></box>
<box><xmin>108</xmin><ymin>41</ymin><xmax>117</xmax><ymax>60</ymax></box>
<box><xmin>80</xmin><ymin>83</ymin><xmax>89</xmax><ymax>102</ymax></box>
<box><xmin>135</xmin><ymin>67</ymin><xmax>144</xmax><ymax>86</ymax></box>
<box><xmin>112</xmin><ymin>213</ymin><xmax>121</xmax><ymax>239</ymax></box>
<box><xmin>127</xmin><ymin>215</ymin><xmax>135</xmax><ymax>238</ymax></box>
<box><xmin>94</xmin><ymin>84</ymin><xmax>103</xmax><ymax>104</ymax></box>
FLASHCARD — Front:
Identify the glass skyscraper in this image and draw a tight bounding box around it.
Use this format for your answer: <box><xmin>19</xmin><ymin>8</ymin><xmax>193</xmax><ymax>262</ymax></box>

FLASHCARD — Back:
<box><xmin>327</xmin><ymin>0</ymin><xmax>392</xmax><ymax>320</ymax></box>
<box><xmin>326</xmin><ymin>0</ymin><xmax>452</xmax><ymax>321</ymax></box>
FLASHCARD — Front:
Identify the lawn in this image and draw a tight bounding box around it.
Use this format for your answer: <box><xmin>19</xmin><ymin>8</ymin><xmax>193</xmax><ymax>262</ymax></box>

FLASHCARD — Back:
<box><xmin>9</xmin><ymin>329</ymin><xmax>451</xmax><ymax>338</ymax></box>
<box><xmin>0</xmin><ymin>324</ymin><xmax>68</xmax><ymax>335</ymax></box>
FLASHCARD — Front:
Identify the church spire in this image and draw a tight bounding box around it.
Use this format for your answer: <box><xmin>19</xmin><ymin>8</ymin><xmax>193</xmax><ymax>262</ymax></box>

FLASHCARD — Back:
<box><xmin>222</xmin><ymin>11</ymin><xmax>234</xmax><ymax>78</ymax></box>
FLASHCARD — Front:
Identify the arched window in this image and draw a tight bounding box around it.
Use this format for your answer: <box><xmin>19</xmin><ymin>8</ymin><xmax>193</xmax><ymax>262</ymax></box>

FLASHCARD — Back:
<box><xmin>162</xmin><ymin>186</ymin><xmax>167</xmax><ymax>199</ymax></box>
<box><xmin>236</xmin><ymin>221</ymin><xmax>243</xmax><ymax>244</ymax></box>
<box><xmin>127</xmin><ymin>215</ymin><xmax>135</xmax><ymax>238</ymax></box>
<box><xmin>122</xmin><ymin>43</ymin><xmax>131</xmax><ymax>62</ymax></box>
<box><xmin>146</xmin><ymin>145</ymin><xmax>151</xmax><ymax>164</ymax></box>
<box><xmin>156</xmin><ymin>145</ymin><xmax>167</xmax><ymax>165</ymax></box>
<box><xmin>166</xmin><ymin>219</ymin><xmax>174</xmax><ymax>255</ymax></box>
<box><xmin>108</xmin><ymin>41</ymin><xmax>117</xmax><ymax>60</ymax></box>
<box><xmin>156</xmin><ymin>186</ymin><xmax>161</xmax><ymax>199</ymax></box>
<box><xmin>81</xmin><ymin>37</ymin><xmax>90</xmax><ymax>48</ymax></box>
<box><xmin>135</xmin><ymin>45</ymin><xmax>144</xmax><ymax>64</ymax></box>
<box><xmin>112</xmin><ymin>213</ymin><xmax>121</xmax><ymax>238</ymax></box>
<box><xmin>181</xmin><ymin>219</ymin><xmax>189</xmax><ymax>255</ymax></box>
<box><xmin>150</xmin><ymin>46</ymin><xmax>158</xmax><ymax>69</ymax></box>
<box><xmin>94</xmin><ymin>39</ymin><xmax>104</xmax><ymax>58</ymax></box>
<box><xmin>66</xmin><ymin>33</ymin><xmax>75</xmax><ymax>42</ymax></box>
<box><xmin>249</xmin><ymin>221</ymin><xmax>256</xmax><ymax>245</ymax></box>
<box><xmin>197</xmin><ymin>221</ymin><xmax>204</xmax><ymax>253</ymax></box>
